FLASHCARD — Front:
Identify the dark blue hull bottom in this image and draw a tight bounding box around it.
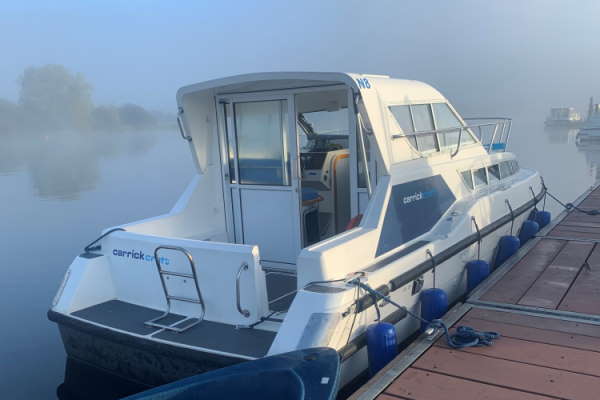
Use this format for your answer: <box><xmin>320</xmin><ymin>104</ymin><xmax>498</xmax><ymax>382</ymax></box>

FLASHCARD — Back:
<box><xmin>50</xmin><ymin>310</ymin><xmax>245</xmax><ymax>387</ymax></box>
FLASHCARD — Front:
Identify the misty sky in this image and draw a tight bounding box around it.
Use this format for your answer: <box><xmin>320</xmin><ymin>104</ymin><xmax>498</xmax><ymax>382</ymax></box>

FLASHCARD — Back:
<box><xmin>2</xmin><ymin>0</ymin><xmax>600</xmax><ymax>115</ymax></box>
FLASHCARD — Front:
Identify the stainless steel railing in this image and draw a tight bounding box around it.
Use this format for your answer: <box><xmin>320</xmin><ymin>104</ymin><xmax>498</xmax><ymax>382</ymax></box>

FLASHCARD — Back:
<box><xmin>391</xmin><ymin>117</ymin><xmax>512</xmax><ymax>157</ymax></box>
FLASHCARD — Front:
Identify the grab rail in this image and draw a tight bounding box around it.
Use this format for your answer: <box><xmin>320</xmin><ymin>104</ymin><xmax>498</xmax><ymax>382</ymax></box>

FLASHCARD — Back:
<box><xmin>236</xmin><ymin>262</ymin><xmax>250</xmax><ymax>318</ymax></box>
<box><xmin>391</xmin><ymin>117</ymin><xmax>512</xmax><ymax>157</ymax></box>
<box><xmin>177</xmin><ymin>107</ymin><xmax>192</xmax><ymax>142</ymax></box>
<box><xmin>145</xmin><ymin>245</ymin><xmax>205</xmax><ymax>332</ymax></box>
<box><xmin>83</xmin><ymin>227</ymin><xmax>125</xmax><ymax>253</ymax></box>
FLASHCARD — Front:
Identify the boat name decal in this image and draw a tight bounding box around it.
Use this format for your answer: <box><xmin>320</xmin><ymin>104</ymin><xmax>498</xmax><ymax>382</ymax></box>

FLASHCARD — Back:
<box><xmin>403</xmin><ymin>190</ymin><xmax>436</xmax><ymax>204</ymax></box>
<box><xmin>111</xmin><ymin>249</ymin><xmax>170</xmax><ymax>265</ymax></box>
<box><xmin>356</xmin><ymin>78</ymin><xmax>371</xmax><ymax>89</ymax></box>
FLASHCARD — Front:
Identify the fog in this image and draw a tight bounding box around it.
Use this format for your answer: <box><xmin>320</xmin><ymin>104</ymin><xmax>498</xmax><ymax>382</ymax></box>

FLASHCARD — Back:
<box><xmin>2</xmin><ymin>1</ymin><xmax>600</xmax><ymax>115</ymax></box>
<box><xmin>2</xmin><ymin>1</ymin><xmax>600</xmax><ymax>399</ymax></box>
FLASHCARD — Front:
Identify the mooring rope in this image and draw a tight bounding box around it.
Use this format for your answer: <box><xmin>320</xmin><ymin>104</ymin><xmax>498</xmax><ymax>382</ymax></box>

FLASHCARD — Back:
<box><xmin>540</xmin><ymin>177</ymin><xmax>600</xmax><ymax>216</ymax></box>
<box><xmin>349</xmin><ymin>279</ymin><xmax>499</xmax><ymax>349</ymax></box>
<box><xmin>545</xmin><ymin>190</ymin><xmax>600</xmax><ymax>216</ymax></box>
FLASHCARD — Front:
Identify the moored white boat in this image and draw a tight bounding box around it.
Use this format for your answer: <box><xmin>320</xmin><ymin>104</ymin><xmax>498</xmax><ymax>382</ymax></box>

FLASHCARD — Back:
<box><xmin>48</xmin><ymin>72</ymin><xmax>543</xmax><ymax>389</ymax></box>
<box><xmin>545</xmin><ymin>107</ymin><xmax>582</xmax><ymax>128</ymax></box>
<box><xmin>578</xmin><ymin>107</ymin><xmax>600</xmax><ymax>143</ymax></box>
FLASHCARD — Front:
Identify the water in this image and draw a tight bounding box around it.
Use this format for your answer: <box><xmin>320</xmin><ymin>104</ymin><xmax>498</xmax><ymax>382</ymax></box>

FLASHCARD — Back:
<box><xmin>0</xmin><ymin>112</ymin><xmax>597</xmax><ymax>399</ymax></box>
<box><xmin>0</xmin><ymin>130</ymin><xmax>194</xmax><ymax>399</ymax></box>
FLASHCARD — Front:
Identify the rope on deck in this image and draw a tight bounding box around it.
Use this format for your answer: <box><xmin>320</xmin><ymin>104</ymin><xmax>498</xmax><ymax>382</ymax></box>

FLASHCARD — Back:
<box><xmin>349</xmin><ymin>279</ymin><xmax>500</xmax><ymax>349</ymax></box>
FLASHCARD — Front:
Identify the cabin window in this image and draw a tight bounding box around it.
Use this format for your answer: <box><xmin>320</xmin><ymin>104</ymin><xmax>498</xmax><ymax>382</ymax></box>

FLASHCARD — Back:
<box><xmin>390</xmin><ymin>102</ymin><xmax>476</xmax><ymax>157</ymax></box>
<box><xmin>432</xmin><ymin>103</ymin><xmax>475</xmax><ymax>147</ymax></box>
<box><xmin>473</xmin><ymin>167</ymin><xmax>488</xmax><ymax>187</ymax></box>
<box><xmin>389</xmin><ymin>105</ymin><xmax>417</xmax><ymax>149</ymax></box>
<box><xmin>461</xmin><ymin>170</ymin><xmax>474</xmax><ymax>190</ymax></box>
<box><xmin>499</xmin><ymin>161</ymin><xmax>511</xmax><ymax>178</ymax></box>
<box><xmin>432</xmin><ymin>103</ymin><xmax>460</xmax><ymax>148</ymax></box>
<box><xmin>411</xmin><ymin>104</ymin><xmax>438</xmax><ymax>152</ymax></box>
<box><xmin>487</xmin><ymin>164</ymin><xmax>501</xmax><ymax>183</ymax></box>
<box><xmin>234</xmin><ymin>100</ymin><xmax>290</xmax><ymax>186</ymax></box>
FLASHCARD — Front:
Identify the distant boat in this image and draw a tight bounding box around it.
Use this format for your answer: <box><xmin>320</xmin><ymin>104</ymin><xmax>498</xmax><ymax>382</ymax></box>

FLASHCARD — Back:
<box><xmin>545</xmin><ymin>107</ymin><xmax>582</xmax><ymax>127</ymax></box>
<box><xmin>121</xmin><ymin>347</ymin><xmax>340</xmax><ymax>400</ymax></box>
<box><xmin>578</xmin><ymin>97</ymin><xmax>600</xmax><ymax>141</ymax></box>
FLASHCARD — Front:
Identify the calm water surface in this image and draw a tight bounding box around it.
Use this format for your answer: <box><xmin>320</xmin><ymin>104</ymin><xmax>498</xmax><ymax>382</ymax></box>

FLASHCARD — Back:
<box><xmin>0</xmin><ymin>111</ymin><xmax>597</xmax><ymax>399</ymax></box>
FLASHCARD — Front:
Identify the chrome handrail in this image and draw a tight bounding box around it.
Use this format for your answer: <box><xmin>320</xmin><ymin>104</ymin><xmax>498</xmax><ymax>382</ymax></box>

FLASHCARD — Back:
<box><xmin>83</xmin><ymin>227</ymin><xmax>125</xmax><ymax>253</ymax></box>
<box><xmin>177</xmin><ymin>107</ymin><xmax>192</xmax><ymax>142</ymax></box>
<box><xmin>145</xmin><ymin>245</ymin><xmax>205</xmax><ymax>332</ymax></box>
<box><xmin>391</xmin><ymin>117</ymin><xmax>512</xmax><ymax>157</ymax></box>
<box><xmin>236</xmin><ymin>262</ymin><xmax>250</xmax><ymax>318</ymax></box>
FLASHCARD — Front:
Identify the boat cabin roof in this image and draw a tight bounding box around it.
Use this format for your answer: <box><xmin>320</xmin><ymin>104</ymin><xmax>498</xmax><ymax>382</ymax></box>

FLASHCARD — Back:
<box><xmin>177</xmin><ymin>72</ymin><xmax>446</xmax><ymax>106</ymax></box>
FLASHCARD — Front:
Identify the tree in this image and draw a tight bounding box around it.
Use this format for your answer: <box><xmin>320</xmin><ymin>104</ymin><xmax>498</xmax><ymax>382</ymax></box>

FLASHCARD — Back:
<box><xmin>118</xmin><ymin>103</ymin><xmax>156</xmax><ymax>130</ymax></box>
<box><xmin>19</xmin><ymin>64</ymin><xmax>93</xmax><ymax>131</ymax></box>
<box><xmin>0</xmin><ymin>99</ymin><xmax>21</xmax><ymax>133</ymax></box>
<box><xmin>91</xmin><ymin>105</ymin><xmax>121</xmax><ymax>131</ymax></box>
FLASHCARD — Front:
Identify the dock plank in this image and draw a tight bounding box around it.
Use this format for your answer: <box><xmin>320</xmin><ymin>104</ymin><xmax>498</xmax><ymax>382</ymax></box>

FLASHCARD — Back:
<box><xmin>467</xmin><ymin>308</ymin><xmax>600</xmax><ymax>338</ymax></box>
<box><xmin>558</xmin><ymin>220</ymin><xmax>600</xmax><ymax>229</ymax></box>
<box><xmin>518</xmin><ymin>241</ymin><xmax>593</xmax><ymax>309</ymax></box>
<box><xmin>435</xmin><ymin>335</ymin><xmax>600</xmax><ymax>377</ymax></box>
<box><xmin>558</xmin><ymin>245</ymin><xmax>600</xmax><ymax>315</ymax></box>
<box><xmin>549</xmin><ymin>225</ymin><xmax>600</xmax><ymax>234</ymax></box>
<box><xmin>459</xmin><ymin>316</ymin><xmax>600</xmax><ymax>352</ymax></box>
<box><xmin>481</xmin><ymin>239</ymin><xmax>565</xmax><ymax>304</ymax></box>
<box><xmin>413</xmin><ymin>346</ymin><xmax>600</xmax><ymax>400</ymax></box>
<box><xmin>376</xmin><ymin>395</ymin><xmax>410</xmax><ymax>400</ymax></box>
<box><xmin>384</xmin><ymin>368</ymin><xmax>554</xmax><ymax>400</ymax></box>
<box><xmin>548</xmin><ymin>227</ymin><xmax>600</xmax><ymax>240</ymax></box>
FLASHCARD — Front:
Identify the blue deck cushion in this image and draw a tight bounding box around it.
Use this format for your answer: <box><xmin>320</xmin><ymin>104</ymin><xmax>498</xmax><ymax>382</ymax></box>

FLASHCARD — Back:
<box><xmin>302</xmin><ymin>187</ymin><xmax>321</xmax><ymax>202</ymax></box>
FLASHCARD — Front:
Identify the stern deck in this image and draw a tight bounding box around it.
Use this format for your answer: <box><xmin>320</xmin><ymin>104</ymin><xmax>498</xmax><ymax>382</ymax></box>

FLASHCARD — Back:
<box><xmin>72</xmin><ymin>299</ymin><xmax>276</xmax><ymax>358</ymax></box>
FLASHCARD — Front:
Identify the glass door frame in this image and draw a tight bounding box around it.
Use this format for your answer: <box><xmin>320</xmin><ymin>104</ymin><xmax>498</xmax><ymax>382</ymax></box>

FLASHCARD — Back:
<box><xmin>216</xmin><ymin>92</ymin><xmax>302</xmax><ymax>258</ymax></box>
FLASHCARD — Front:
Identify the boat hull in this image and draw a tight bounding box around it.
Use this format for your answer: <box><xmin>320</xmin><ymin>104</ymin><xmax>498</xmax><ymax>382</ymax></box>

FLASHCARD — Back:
<box><xmin>49</xmin><ymin>310</ymin><xmax>245</xmax><ymax>387</ymax></box>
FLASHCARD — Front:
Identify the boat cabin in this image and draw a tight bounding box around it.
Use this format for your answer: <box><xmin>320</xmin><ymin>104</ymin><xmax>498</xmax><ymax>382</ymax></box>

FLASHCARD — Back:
<box><xmin>174</xmin><ymin>74</ymin><xmax>379</xmax><ymax>269</ymax></box>
<box><xmin>167</xmin><ymin>73</ymin><xmax>492</xmax><ymax>269</ymax></box>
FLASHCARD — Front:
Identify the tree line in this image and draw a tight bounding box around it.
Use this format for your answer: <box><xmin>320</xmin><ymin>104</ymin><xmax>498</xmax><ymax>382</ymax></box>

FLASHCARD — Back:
<box><xmin>0</xmin><ymin>64</ymin><xmax>171</xmax><ymax>133</ymax></box>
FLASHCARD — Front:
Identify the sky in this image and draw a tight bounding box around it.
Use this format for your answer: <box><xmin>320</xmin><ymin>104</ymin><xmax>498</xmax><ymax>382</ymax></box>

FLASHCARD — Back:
<box><xmin>1</xmin><ymin>0</ymin><xmax>600</xmax><ymax>115</ymax></box>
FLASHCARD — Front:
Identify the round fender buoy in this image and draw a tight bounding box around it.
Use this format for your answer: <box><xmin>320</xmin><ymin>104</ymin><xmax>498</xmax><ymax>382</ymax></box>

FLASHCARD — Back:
<box><xmin>466</xmin><ymin>260</ymin><xmax>491</xmax><ymax>292</ymax></box>
<box><xmin>535</xmin><ymin>210</ymin><xmax>551</xmax><ymax>229</ymax></box>
<box><xmin>519</xmin><ymin>220</ymin><xmax>539</xmax><ymax>245</ymax></box>
<box><xmin>420</xmin><ymin>288</ymin><xmax>448</xmax><ymax>332</ymax></box>
<box><xmin>494</xmin><ymin>235</ymin><xmax>520</xmax><ymax>269</ymax></box>
<box><xmin>366</xmin><ymin>322</ymin><xmax>398</xmax><ymax>376</ymax></box>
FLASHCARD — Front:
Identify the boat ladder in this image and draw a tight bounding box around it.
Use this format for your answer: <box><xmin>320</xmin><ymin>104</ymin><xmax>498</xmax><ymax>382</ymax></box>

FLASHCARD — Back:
<box><xmin>144</xmin><ymin>245</ymin><xmax>205</xmax><ymax>333</ymax></box>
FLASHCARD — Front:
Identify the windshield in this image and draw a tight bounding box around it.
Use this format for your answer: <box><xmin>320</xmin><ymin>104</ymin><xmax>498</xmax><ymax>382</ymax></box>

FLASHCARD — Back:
<box><xmin>297</xmin><ymin>108</ymin><xmax>349</xmax><ymax>152</ymax></box>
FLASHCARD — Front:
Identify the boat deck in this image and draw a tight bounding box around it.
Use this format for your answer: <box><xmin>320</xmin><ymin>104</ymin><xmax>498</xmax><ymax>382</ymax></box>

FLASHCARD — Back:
<box><xmin>351</xmin><ymin>184</ymin><xmax>600</xmax><ymax>400</ymax></box>
<box><xmin>67</xmin><ymin>271</ymin><xmax>296</xmax><ymax>359</ymax></box>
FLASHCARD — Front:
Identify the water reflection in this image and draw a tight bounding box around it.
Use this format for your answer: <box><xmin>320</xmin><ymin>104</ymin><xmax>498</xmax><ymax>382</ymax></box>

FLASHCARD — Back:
<box><xmin>1</xmin><ymin>130</ymin><xmax>158</xmax><ymax>200</ymax></box>
<box><xmin>57</xmin><ymin>358</ymin><xmax>145</xmax><ymax>400</ymax></box>
<box><xmin>576</xmin><ymin>138</ymin><xmax>600</xmax><ymax>182</ymax></box>
<box><xmin>544</xmin><ymin>125</ymin><xmax>579</xmax><ymax>145</ymax></box>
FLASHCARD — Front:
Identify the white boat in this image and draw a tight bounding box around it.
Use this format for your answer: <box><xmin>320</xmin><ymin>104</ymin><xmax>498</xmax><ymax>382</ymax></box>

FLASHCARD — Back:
<box><xmin>545</xmin><ymin>107</ymin><xmax>582</xmax><ymax>127</ymax></box>
<box><xmin>48</xmin><ymin>72</ymin><xmax>543</xmax><ymax>388</ymax></box>
<box><xmin>578</xmin><ymin>99</ymin><xmax>600</xmax><ymax>142</ymax></box>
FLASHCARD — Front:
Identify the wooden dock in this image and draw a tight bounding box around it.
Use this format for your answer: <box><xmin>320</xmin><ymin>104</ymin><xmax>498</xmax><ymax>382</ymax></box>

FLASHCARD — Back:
<box><xmin>351</xmin><ymin>184</ymin><xmax>600</xmax><ymax>400</ymax></box>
